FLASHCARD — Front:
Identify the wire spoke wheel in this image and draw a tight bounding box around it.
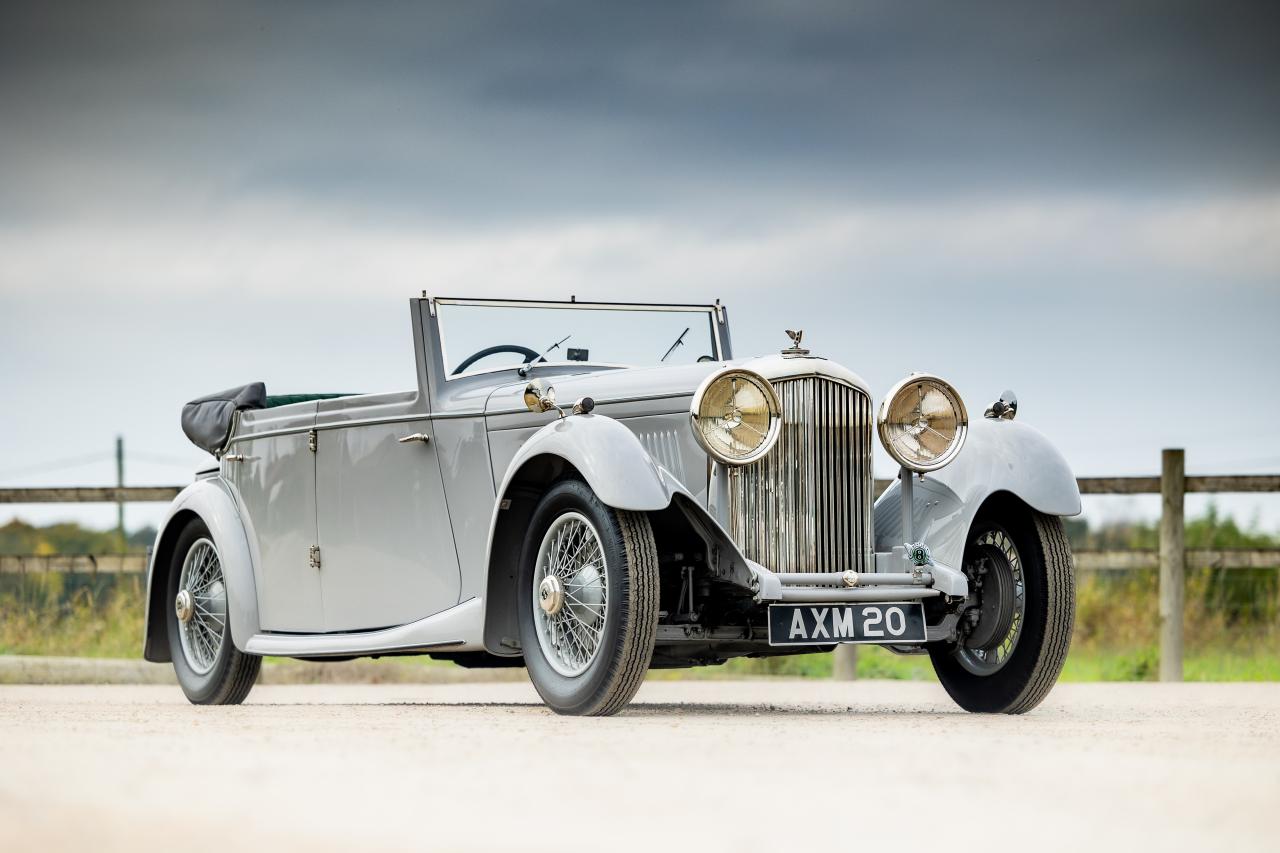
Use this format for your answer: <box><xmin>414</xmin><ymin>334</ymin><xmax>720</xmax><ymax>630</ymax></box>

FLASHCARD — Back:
<box><xmin>532</xmin><ymin>511</ymin><xmax>609</xmax><ymax>677</ymax></box>
<box><xmin>175</xmin><ymin>537</ymin><xmax>227</xmax><ymax>677</ymax></box>
<box><xmin>517</xmin><ymin>480</ymin><xmax>659</xmax><ymax>716</ymax></box>
<box><xmin>930</xmin><ymin>504</ymin><xmax>1074</xmax><ymax>714</ymax></box>
<box><xmin>955</xmin><ymin>527</ymin><xmax>1026</xmax><ymax>676</ymax></box>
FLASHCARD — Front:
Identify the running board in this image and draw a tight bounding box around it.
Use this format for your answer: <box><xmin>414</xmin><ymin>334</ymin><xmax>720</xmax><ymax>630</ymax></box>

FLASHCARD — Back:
<box><xmin>242</xmin><ymin>597</ymin><xmax>484</xmax><ymax>658</ymax></box>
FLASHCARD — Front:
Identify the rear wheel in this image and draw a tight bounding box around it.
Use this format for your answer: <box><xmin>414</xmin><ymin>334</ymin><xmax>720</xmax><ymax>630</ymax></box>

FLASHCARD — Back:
<box><xmin>517</xmin><ymin>480</ymin><xmax>659</xmax><ymax>716</ymax></box>
<box><xmin>929</xmin><ymin>499</ymin><xmax>1074</xmax><ymax>713</ymax></box>
<box><xmin>165</xmin><ymin>519</ymin><xmax>261</xmax><ymax>705</ymax></box>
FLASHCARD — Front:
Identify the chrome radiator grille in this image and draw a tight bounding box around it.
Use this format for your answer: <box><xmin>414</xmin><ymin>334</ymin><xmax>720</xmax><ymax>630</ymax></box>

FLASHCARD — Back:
<box><xmin>728</xmin><ymin>376</ymin><xmax>874</xmax><ymax>574</ymax></box>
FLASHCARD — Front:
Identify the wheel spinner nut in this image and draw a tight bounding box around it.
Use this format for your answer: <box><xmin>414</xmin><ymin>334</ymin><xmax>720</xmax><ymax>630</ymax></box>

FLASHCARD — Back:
<box><xmin>538</xmin><ymin>575</ymin><xmax>565</xmax><ymax>616</ymax></box>
<box><xmin>174</xmin><ymin>589</ymin><xmax>194</xmax><ymax>624</ymax></box>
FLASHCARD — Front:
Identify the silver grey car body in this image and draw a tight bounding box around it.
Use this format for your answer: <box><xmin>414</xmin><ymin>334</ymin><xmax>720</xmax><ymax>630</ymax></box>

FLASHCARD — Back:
<box><xmin>144</xmin><ymin>297</ymin><xmax>1080</xmax><ymax>707</ymax></box>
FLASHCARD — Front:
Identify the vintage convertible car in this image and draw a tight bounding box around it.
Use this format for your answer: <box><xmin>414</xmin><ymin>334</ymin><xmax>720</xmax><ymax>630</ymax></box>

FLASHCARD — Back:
<box><xmin>145</xmin><ymin>297</ymin><xmax>1079</xmax><ymax>715</ymax></box>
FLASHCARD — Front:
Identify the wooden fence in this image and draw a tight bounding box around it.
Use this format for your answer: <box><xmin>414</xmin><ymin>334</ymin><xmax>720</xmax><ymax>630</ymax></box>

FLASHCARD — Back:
<box><xmin>2</xmin><ymin>448</ymin><xmax>1277</xmax><ymax>680</ymax></box>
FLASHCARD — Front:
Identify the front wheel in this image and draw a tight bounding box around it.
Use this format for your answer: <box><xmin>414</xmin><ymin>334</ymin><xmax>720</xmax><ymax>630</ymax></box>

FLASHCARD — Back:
<box><xmin>929</xmin><ymin>499</ymin><xmax>1075</xmax><ymax>714</ymax></box>
<box><xmin>165</xmin><ymin>519</ymin><xmax>261</xmax><ymax>704</ymax></box>
<box><xmin>517</xmin><ymin>480</ymin><xmax>659</xmax><ymax>716</ymax></box>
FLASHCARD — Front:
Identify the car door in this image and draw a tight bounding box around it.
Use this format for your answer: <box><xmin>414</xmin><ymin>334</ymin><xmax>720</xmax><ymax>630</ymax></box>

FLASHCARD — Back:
<box><xmin>314</xmin><ymin>413</ymin><xmax>462</xmax><ymax>632</ymax></box>
<box><xmin>227</xmin><ymin>405</ymin><xmax>325</xmax><ymax>632</ymax></box>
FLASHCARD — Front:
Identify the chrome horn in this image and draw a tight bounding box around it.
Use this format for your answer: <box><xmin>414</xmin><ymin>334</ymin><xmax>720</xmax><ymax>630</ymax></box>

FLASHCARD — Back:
<box><xmin>984</xmin><ymin>390</ymin><xmax>1018</xmax><ymax>420</ymax></box>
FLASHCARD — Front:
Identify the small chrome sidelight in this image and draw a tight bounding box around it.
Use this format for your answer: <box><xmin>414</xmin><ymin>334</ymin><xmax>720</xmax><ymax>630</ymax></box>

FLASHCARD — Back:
<box><xmin>984</xmin><ymin>390</ymin><xmax>1018</xmax><ymax>420</ymax></box>
<box><xmin>523</xmin><ymin>379</ymin><xmax>558</xmax><ymax>413</ymax></box>
<box><xmin>524</xmin><ymin>380</ymin><xmax>595</xmax><ymax>418</ymax></box>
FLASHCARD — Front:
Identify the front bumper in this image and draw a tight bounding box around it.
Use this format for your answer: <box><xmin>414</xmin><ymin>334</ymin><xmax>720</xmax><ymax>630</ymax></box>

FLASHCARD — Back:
<box><xmin>748</xmin><ymin>546</ymin><xmax>969</xmax><ymax>604</ymax></box>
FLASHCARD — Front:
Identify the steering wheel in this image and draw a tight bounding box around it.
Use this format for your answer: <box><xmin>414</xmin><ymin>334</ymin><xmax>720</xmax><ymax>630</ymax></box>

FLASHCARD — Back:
<box><xmin>452</xmin><ymin>344</ymin><xmax>543</xmax><ymax>375</ymax></box>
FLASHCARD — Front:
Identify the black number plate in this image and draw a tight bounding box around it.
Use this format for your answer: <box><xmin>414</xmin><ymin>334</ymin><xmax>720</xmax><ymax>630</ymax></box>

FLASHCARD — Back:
<box><xmin>767</xmin><ymin>602</ymin><xmax>927</xmax><ymax>646</ymax></box>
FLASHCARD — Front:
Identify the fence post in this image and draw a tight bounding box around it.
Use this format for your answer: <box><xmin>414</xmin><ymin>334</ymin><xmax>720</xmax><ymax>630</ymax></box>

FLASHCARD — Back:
<box><xmin>1159</xmin><ymin>448</ymin><xmax>1185</xmax><ymax>682</ymax></box>
<box><xmin>832</xmin><ymin>644</ymin><xmax>858</xmax><ymax>680</ymax></box>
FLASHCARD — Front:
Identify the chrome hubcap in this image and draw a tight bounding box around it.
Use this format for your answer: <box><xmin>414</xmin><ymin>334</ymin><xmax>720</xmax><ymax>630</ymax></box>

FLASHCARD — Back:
<box><xmin>176</xmin><ymin>538</ymin><xmax>227</xmax><ymax>676</ymax></box>
<box><xmin>532</xmin><ymin>512</ymin><xmax>608</xmax><ymax>677</ymax></box>
<box><xmin>956</xmin><ymin>527</ymin><xmax>1025</xmax><ymax>676</ymax></box>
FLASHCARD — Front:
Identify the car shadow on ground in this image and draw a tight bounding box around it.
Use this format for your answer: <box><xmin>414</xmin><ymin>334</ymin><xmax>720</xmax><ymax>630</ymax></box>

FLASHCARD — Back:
<box><xmin>243</xmin><ymin>700</ymin><xmax>961</xmax><ymax>717</ymax></box>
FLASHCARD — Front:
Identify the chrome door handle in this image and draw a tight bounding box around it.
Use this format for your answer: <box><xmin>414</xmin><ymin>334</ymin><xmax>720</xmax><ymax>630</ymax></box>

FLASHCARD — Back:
<box><xmin>224</xmin><ymin>454</ymin><xmax>247</xmax><ymax>462</ymax></box>
<box><xmin>397</xmin><ymin>433</ymin><xmax>430</xmax><ymax>445</ymax></box>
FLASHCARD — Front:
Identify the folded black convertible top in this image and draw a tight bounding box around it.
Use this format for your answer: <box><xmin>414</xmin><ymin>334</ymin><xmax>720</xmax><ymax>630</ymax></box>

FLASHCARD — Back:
<box><xmin>181</xmin><ymin>382</ymin><xmax>267</xmax><ymax>456</ymax></box>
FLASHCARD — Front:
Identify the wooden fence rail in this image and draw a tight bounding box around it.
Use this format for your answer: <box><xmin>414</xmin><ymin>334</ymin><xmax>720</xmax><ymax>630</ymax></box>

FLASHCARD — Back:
<box><xmin>0</xmin><ymin>554</ymin><xmax>149</xmax><ymax>574</ymax></box>
<box><xmin>0</xmin><ymin>486</ymin><xmax>182</xmax><ymax>504</ymax></box>
<box><xmin>1</xmin><ymin>448</ymin><xmax>1276</xmax><ymax>681</ymax></box>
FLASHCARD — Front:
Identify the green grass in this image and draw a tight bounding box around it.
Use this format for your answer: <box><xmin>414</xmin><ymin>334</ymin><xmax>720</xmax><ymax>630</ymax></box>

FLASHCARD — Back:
<box><xmin>3</xmin><ymin>573</ymin><xmax>1277</xmax><ymax>681</ymax></box>
<box><xmin>0</xmin><ymin>574</ymin><xmax>144</xmax><ymax>659</ymax></box>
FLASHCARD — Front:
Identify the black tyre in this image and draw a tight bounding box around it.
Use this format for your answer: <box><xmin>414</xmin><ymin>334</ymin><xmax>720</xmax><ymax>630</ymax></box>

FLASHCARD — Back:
<box><xmin>165</xmin><ymin>518</ymin><xmax>261</xmax><ymax>705</ymax></box>
<box><xmin>929</xmin><ymin>498</ymin><xmax>1075</xmax><ymax>714</ymax></box>
<box><xmin>517</xmin><ymin>480</ymin><xmax>659</xmax><ymax>716</ymax></box>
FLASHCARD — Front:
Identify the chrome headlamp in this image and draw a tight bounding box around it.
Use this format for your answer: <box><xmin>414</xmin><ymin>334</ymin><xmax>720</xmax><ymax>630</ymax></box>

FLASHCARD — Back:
<box><xmin>877</xmin><ymin>373</ymin><xmax>968</xmax><ymax>472</ymax></box>
<box><xmin>690</xmin><ymin>368</ymin><xmax>781</xmax><ymax>465</ymax></box>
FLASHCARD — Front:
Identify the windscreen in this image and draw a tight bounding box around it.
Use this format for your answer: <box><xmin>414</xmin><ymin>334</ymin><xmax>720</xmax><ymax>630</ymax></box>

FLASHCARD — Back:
<box><xmin>437</xmin><ymin>302</ymin><xmax>720</xmax><ymax>377</ymax></box>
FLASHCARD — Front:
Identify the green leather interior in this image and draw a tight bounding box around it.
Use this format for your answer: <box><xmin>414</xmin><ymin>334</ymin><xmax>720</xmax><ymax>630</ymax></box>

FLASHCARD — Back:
<box><xmin>264</xmin><ymin>393</ymin><xmax>356</xmax><ymax>408</ymax></box>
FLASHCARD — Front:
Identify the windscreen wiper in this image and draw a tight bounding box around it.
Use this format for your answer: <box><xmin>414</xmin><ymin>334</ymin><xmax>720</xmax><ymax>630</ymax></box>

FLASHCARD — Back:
<box><xmin>660</xmin><ymin>327</ymin><xmax>690</xmax><ymax>363</ymax></box>
<box><xmin>518</xmin><ymin>334</ymin><xmax>572</xmax><ymax>377</ymax></box>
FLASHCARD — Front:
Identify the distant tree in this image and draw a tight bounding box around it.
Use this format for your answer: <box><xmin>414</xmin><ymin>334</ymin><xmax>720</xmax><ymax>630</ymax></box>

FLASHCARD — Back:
<box><xmin>0</xmin><ymin>519</ymin><xmax>149</xmax><ymax>555</ymax></box>
<box><xmin>127</xmin><ymin>526</ymin><xmax>158</xmax><ymax>549</ymax></box>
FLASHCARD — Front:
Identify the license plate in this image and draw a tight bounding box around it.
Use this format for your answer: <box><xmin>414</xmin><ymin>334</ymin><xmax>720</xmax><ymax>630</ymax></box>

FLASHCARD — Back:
<box><xmin>767</xmin><ymin>602</ymin><xmax>927</xmax><ymax>646</ymax></box>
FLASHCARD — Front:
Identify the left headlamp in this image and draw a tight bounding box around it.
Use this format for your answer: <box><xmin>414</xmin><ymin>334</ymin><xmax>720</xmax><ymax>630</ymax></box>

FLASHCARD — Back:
<box><xmin>690</xmin><ymin>368</ymin><xmax>781</xmax><ymax>465</ymax></box>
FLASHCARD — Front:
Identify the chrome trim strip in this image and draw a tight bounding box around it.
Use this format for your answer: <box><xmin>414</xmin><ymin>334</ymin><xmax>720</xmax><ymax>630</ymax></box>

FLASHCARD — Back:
<box><xmin>226</xmin><ymin>425</ymin><xmax>314</xmax><ymax>443</ymax></box>
<box><xmin>227</xmin><ymin>392</ymin><xmax>694</xmax><ymax>443</ymax></box>
<box><xmin>228</xmin><ymin>412</ymin><xmax>432</xmax><ymax>444</ymax></box>
<box><xmin>430</xmin><ymin>409</ymin><xmax>492</xmax><ymax>420</ymax></box>
<box><xmin>313</xmin><ymin>413</ymin><xmax>429</xmax><ymax>432</ymax></box>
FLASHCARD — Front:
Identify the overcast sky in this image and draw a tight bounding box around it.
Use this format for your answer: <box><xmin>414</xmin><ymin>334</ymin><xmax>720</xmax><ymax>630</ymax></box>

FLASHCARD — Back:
<box><xmin>2</xmin><ymin>0</ymin><xmax>1278</xmax><ymax>533</ymax></box>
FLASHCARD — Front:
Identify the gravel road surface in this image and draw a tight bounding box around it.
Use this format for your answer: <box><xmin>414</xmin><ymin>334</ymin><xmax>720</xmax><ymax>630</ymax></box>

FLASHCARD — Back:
<box><xmin>2</xmin><ymin>679</ymin><xmax>1276</xmax><ymax>852</ymax></box>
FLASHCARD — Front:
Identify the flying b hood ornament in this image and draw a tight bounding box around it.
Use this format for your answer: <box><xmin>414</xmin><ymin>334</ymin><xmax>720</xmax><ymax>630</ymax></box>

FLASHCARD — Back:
<box><xmin>782</xmin><ymin>329</ymin><xmax>810</xmax><ymax>357</ymax></box>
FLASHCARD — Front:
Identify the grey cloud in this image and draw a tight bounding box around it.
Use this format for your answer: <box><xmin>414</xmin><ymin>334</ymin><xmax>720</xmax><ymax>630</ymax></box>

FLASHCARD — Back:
<box><xmin>2</xmin><ymin>0</ymin><xmax>1279</xmax><ymax>226</ymax></box>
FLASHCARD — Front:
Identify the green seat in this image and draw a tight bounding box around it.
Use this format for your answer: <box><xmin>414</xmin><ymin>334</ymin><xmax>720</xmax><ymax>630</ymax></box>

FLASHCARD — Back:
<box><xmin>264</xmin><ymin>393</ymin><xmax>356</xmax><ymax>408</ymax></box>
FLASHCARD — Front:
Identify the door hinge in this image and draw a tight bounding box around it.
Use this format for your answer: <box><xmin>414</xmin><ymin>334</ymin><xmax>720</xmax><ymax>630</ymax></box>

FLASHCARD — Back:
<box><xmin>309</xmin><ymin>545</ymin><xmax>322</xmax><ymax>570</ymax></box>
<box><xmin>308</xmin><ymin>429</ymin><xmax>317</xmax><ymax>453</ymax></box>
